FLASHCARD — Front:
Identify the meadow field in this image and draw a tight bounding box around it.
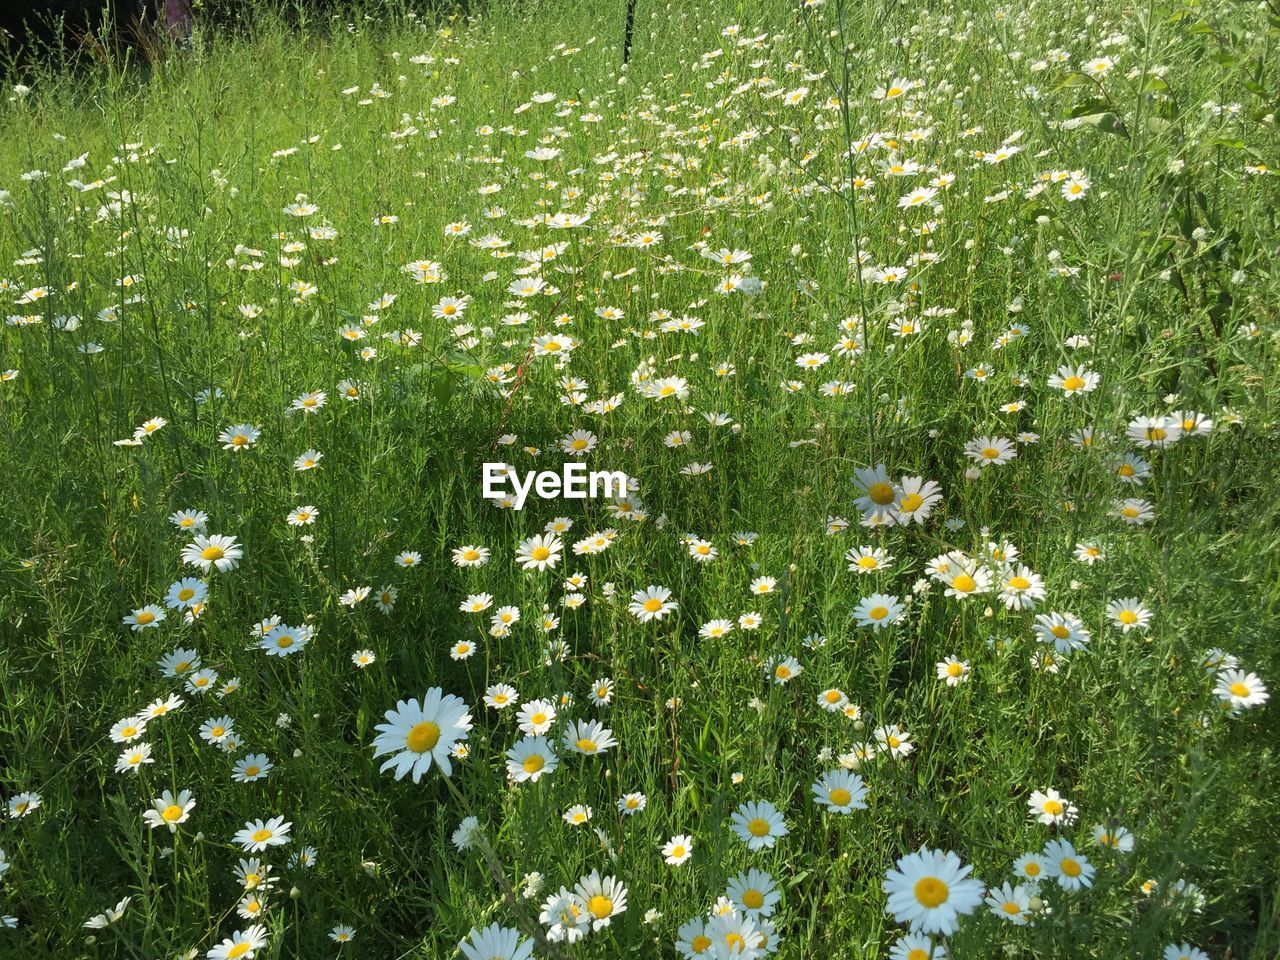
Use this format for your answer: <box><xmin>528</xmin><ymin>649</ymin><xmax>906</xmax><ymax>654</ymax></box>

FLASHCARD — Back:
<box><xmin>0</xmin><ymin>0</ymin><xmax>1278</xmax><ymax>956</ymax></box>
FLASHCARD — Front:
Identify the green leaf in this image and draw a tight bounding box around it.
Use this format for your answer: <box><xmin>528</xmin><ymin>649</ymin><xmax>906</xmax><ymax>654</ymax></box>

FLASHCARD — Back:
<box><xmin>1056</xmin><ymin>72</ymin><xmax>1096</xmax><ymax>89</ymax></box>
<box><xmin>1073</xmin><ymin>112</ymin><xmax>1130</xmax><ymax>138</ymax></box>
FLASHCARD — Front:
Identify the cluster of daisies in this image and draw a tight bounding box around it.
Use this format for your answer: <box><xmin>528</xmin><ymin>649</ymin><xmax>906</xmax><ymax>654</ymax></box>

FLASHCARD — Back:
<box><xmin>0</xmin><ymin>0</ymin><xmax>1274</xmax><ymax>956</ymax></box>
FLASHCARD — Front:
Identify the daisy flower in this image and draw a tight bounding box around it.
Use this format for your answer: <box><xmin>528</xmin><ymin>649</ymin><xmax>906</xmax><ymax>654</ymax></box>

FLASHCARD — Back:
<box><xmin>516</xmin><ymin>699</ymin><xmax>556</xmax><ymax>735</ymax></box>
<box><xmin>233</xmin><ymin>817</ymin><xmax>292</xmax><ymax>853</ymax></box>
<box><xmin>506</xmin><ymin>737</ymin><xmax>558</xmax><ymax>783</ymax></box>
<box><xmin>985</xmin><ymin>882</ymin><xmax>1034</xmax><ymax>924</ymax></box>
<box><xmin>573</xmin><ymin>871</ymin><xmax>627</xmax><ymax>930</ymax></box>
<box><xmin>1027</xmin><ymin>788</ymin><xmax>1078</xmax><ymax>826</ymax></box>
<box><xmin>182</xmin><ymin>534</ymin><xmax>243</xmax><ymax>573</ymax></box>
<box><xmin>563</xmin><ymin>719</ymin><xmax>617</xmax><ymax>756</ymax></box>
<box><xmin>661</xmin><ymin>834</ymin><xmax>694</xmax><ymax>866</ymax></box>
<box><xmin>1214</xmin><ymin>669</ymin><xmax>1269</xmax><ymax>710</ymax></box>
<box><xmin>729</xmin><ymin>800</ymin><xmax>788</xmax><ymax>851</ymax></box>
<box><xmin>458</xmin><ymin>924</ymin><xmax>534</xmax><ymax>960</ymax></box>
<box><xmin>206</xmin><ymin>925</ymin><xmax>268</xmax><ymax>959</ymax></box>
<box><xmin>854</xmin><ymin>593</ymin><xmax>905</xmax><ymax>630</ymax></box>
<box><xmin>882</xmin><ymin>847</ymin><xmax>985</xmax><ymax>935</ymax></box>
<box><xmin>371</xmin><ymin>689</ymin><xmax>473</xmax><ymax>781</ymax></box>
<box><xmin>964</xmin><ymin>436</ymin><xmax>1016</xmax><ymax>467</ymax></box>
<box><xmin>1043</xmin><ymin>838</ymin><xmax>1095</xmax><ymax>890</ymax></box>
<box><xmin>628</xmin><ymin>585</ymin><xmax>677</xmax><ymax>622</ymax></box>
<box><xmin>812</xmin><ymin>769</ymin><xmax>869</xmax><ymax>813</ymax></box>
<box><xmin>143</xmin><ymin>789</ymin><xmax>195</xmax><ymax>832</ymax></box>
<box><xmin>516</xmin><ymin>534</ymin><xmax>562</xmax><ymax>571</ymax></box>
<box><xmin>1105</xmin><ymin>597</ymin><xmax>1153</xmax><ymax>633</ymax></box>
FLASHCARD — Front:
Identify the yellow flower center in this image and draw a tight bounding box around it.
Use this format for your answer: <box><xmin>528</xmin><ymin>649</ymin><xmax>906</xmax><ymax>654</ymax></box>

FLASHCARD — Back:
<box><xmin>1063</xmin><ymin>375</ymin><xmax>1085</xmax><ymax>390</ymax></box>
<box><xmin>227</xmin><ymin>944</ymin><xmax>252</xmax><ymax>959</ymax></box>
<box><xmin>1051</xmin><ymin>624</ymin><xmax>1070</xmax><ymax>639</ymax></box>
<box><xmin>1043</xmin><ymin>799</ymin><xmax>1063</xmax><ymax>815</ymax></box>
<box><xmin>868</xmin><ymin>606</ymin><xmax>888</xmax><ymax>620</ymax></box>
<box><xmin>742</xmin><ymin>889</ymin><xmax>764</xmax><ymax>909</ymax></box>
<box><xmin>1118</xmin><ymin>610</ymin><xmax>1138</xmax><ymax>624</ymax></box>
<box><xmin>946</xmin><ymin>662</ymin><xmax>964</xmax><ymax>677</ymax></box>
<box><xmin>952</xmin><ymin>574</ymin><xmax>976</xmax><ymax>592</ymax></box>
<box><xmin>587</xmin><ymin>895</ymin><xmax>614</xmax><ymax>919</ymax></box>
<box><xmin>913</xmin><ymin>876</ymin><xmax>949</xmax><ymax>908</ymax></box>
<box><xmin>406</xmin><ymin>721</ymin><xmax>441</xmax><ymax>753</ymax></box>
<box><xmin>1008</xmin><ymin>576</ymin><xmax>1031</xmax><ymax>590</ymax></box>
<box><xmin>1060</xmin><ymin>858</ymin><xmax>1082</xmax><ymax>877</ymax></box>
<box><xmin>829</xmin><ymin>788</ymin><xmax>852</xmax><ymax>806</ymax></box>
<box><xmin>576</xmin><ymin>738</ymin><xmax>598</xmax><ymax>752</ymax></box>
<box><xmin>899</xmin><ymin>492</ymin><xmax>923</xmax><ymax>512</ymax></box>
<box><xmin>251</xmin><ymin>828</ymin><xmax>273</xmax><ymax>843</ymax></box>
<box><xmin>522</xmin><ymin>755</ymin><xmax>545</xmax><ymax>774</ymax></box>
<box><xmin>1024</xmin><ymin>862</ymin><xmax>1041</xmax><ymax>877</ymax></box>
<box><xmin>162</xmin><ymin>804</ymin><xmax>184</xmax><ymax>822</ymax></box>
<box><xmin>1146</xmin><ymin>427</ymin><xmax>1167</xmax><ymax>441</ymax></box>
<box><xmin>643</xmin><ymin>598</ymin><xmax>663</xmax><ymax>612</ymax></box>
<box><xmin>1230</xmin><ymin>682</ymin><xmax>1250</xmax><ymax>698</ymax></box>
<box><xmin>691</xmin><ymin>934</ymin><xmax>712</xmax><ymax>953</ymax></box>
<box><xmin>1002</xmin><ymin>901</ymin><xmax>1022</xmax><ymax>915</ymax></box>
<box><xmin>200</xmin><ymin>546</ymin><xmax>225</xmax><ymax>561</ymax></box>
<box><xmin>747</xmin><ymin>818</ymin><xmax>770</xmax><ymax>837</ymax></box>
<box><xmin>530</xmin><ymin>546</ymin><xmax>551</xmax><ymax>561</ymax></box>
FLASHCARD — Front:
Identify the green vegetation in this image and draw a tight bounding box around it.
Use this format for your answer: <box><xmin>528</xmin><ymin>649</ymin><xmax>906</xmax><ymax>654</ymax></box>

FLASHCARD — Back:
<box><xmin>0</xmin><ymin>0</ymin><xmax>1278</xmax><ymax>957</ymax></box>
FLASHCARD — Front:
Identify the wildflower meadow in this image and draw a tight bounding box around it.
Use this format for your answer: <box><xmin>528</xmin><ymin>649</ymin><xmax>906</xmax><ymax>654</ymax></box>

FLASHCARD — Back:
<box><xmin>0</xmin><ymin>0</ymin><xmax>1278</xmax><ymax>957</ymax></box>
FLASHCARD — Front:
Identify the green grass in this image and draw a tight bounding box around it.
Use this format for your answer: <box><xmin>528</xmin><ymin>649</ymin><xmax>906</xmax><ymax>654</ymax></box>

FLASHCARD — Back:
<box><xmin>1</xmin><ymin>0</ymin><xmax>1278</xmax><ymax>957</ymax></box>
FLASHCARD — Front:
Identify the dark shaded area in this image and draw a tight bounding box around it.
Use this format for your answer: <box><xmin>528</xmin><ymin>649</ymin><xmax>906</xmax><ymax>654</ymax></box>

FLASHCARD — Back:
<box><xmin>0</xmin><ymin>0</ymin><xmax>464</xmax><ymax>76</ymax></box>
<box><xmin>0</xmin><ymin>1</ymin><xmax>148</xmax><ymax>69</ymax></box>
